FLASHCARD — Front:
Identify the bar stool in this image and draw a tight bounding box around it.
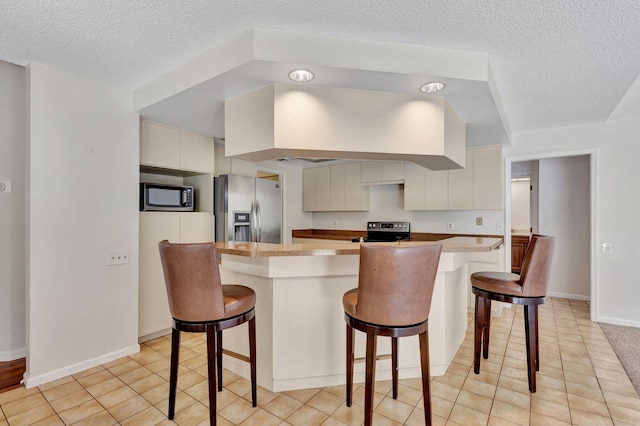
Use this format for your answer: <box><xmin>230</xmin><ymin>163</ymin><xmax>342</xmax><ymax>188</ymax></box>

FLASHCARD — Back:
<box><xmin>471</xmin><ymin>234</ymin><xmax>554</xmax><ymax>392</ymax></box>
<box><xmin>343</xmin><ymin>242</ymin><xmax>443</xmax><ymax>426</ymax></box>
<box><xmin>158</xmin><ymin>240</ymin><xmax>257</xmax><ymax>425</ymax></box>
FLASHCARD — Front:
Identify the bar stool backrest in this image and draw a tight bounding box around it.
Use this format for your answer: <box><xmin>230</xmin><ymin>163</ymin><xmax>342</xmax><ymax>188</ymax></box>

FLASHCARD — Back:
<box><xmin>355</xmin><ymin>243</ymin><xmax>443</xmax><ymax>326</ymax></box>
<box><xmin>158</xmin><ymin>240</ymin><xmax>226</xmax><ymax>322</ymax></box>
<box><xmin>519</xmin><ymin>235</ymin><xmax>555</xmax><ymax>297</ymax></box>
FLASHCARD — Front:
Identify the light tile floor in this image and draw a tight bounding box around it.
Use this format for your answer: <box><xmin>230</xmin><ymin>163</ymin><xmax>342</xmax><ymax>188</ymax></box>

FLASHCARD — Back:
<box><xmin>1</xmin><ymin>298</ymin><xmax>639</xmax><ymax>425</ymax></box>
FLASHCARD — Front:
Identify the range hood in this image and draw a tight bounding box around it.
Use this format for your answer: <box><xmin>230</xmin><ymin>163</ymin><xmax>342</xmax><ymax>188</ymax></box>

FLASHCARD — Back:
<box><xmin>224</xmin><ymin>84</ymin><xmax>466</xmax><ymax>170</ymax></box>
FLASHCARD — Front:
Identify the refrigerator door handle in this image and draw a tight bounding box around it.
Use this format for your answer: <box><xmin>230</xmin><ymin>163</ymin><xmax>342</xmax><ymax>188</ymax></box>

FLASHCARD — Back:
<box><xmin>250</xmin><ymin>202</ymin><xmax>257</xmax><ymax>242</ymax></box>
<box><xmin>255</xmin><ymin>201</ymin><xmax>262</xmax><ymax>242</ymax></box>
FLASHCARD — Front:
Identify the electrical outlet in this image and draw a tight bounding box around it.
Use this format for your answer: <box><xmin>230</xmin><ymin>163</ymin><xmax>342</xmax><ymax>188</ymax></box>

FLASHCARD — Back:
<box><xmin>108</xmin><ymin>250</ymin><xmax>130</xmax><ymax>265</ymax></box>
<box><xmin>447</xmin><ymin>222</ymin><xmax>454</xmax><ymax>231</ymax></box>
<box><xmin>476</xmin><ymin>217</ymin><xmax>483</xmax><ymax>226</ymax></box>
<box><xmin>332</xmin><ymin>220</ymin><xmax>338</xmax><ymax>227</ymax></box>
<box><xmin>496</xmin><ymin>223</ymin><xmax>504</xmax><ymax>232</ymax></box>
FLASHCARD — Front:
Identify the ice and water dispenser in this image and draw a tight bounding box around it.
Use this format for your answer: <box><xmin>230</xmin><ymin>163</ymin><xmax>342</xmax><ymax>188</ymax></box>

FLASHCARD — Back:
<box><xmin>233</xmin><ymin>211</ymin><xmax>252</xmax><ymax>241</ymax></box>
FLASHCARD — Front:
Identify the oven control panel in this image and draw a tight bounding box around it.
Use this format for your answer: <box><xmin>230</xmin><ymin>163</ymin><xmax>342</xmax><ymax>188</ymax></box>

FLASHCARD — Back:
<box><xmin>367</xmin><ymin>221</ymin><xmax>410</xmax><ymax>232</ymax></box>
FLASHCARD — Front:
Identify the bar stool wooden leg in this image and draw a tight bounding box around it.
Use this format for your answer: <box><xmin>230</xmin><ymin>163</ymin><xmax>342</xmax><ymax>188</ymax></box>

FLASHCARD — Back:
<box><xmin>419</xmin><ymin>329</ymin><xmax>432</xmax><ymax>426</ymax></box>
<box><xmin>473</xmin><ymin>295</ymin><xmax>484</xmax><ymax>374</ymax></box>
<box><xmin>364</xmin><ymin>332</ymin><xmax>377</xmax><ymax>426</ymax></box>
<box><xmin>216</xmin><ymin>330</ymin><xmax>223</xmax><ymax>391</ymax></box>
<box><xmin>249</xmin><ymin>316</ymin><xmax>257</xmax><ymax>407</ymax></box>
<box><xmin>524</xmin><ymin>304</ymin><xmax>538</xmax><ymax>392</ymax></box>
<box><xmin>168</xmin><ymin>328</ymin><xmax>180</xmax><ymax>420</ymax></box>
<box><xmin>206</xmin><ymin>326</ymin><xmax>217</xmax><ymax>426</ymax></box>
<box><xmin>346</xmin><ymin>324</ymin><xmax>354</xmax><ymax>407</ymax></box>
<box><xmin>392</xmin><ymin>337</ymin><xmax>398</xmax><ymax>399</ymax></box>
<box><xmin>534</xmin><ymin>305</ymin><xmax>540</xmax><ymax>371</ymax></box>
<box><xmin>482</xmin><ymin>298</ymin><xmax>491</xmax><ymax>359</ymax></box>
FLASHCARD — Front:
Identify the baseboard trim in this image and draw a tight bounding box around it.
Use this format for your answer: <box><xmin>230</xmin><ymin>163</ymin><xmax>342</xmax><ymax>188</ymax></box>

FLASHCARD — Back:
<box><xmin>23</xmin><ymin>344</ymin><xmax>140</xmax><ymax>389</ymax></box>
<box><xmin>138</xmin><ymin>328</ymin><xmax>171</xmax><ymax>344</ymax></box>
<box><xmin>547</xmin><ymin>292</ymin><xmax>590</xmax><ymax>301</ymax></box>
<box><xmin>597</xmin><ymin>316</ymin><xmax>640</xmax><ymax>328</ymax></box>
<box><xmin>0</xmin><ymin>348</ymin><xmax>27</xmax><ymax>362</ymax></box>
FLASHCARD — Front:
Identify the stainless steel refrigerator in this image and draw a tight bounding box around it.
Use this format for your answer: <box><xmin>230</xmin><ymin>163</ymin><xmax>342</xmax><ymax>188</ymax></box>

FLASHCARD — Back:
<box><xmin>214</xmin><ymin>174</ymin><xmax>282</xmax><ymax>243</ymax></box>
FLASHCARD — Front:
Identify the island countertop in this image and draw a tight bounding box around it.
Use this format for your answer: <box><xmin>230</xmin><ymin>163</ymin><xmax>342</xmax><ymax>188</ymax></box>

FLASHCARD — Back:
<box><xmin>215</xmin><ymin>236</ymin><xmax>503</xmax><ymax>257</ymax></box>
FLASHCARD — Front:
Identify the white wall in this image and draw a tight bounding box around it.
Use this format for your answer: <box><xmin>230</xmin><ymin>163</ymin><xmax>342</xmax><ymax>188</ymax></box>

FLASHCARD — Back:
<box><xmin>0</xmin><ymin>61</ymin><xmax>26</xmax><ymax>361</ymax></box>
<box><xmin>312</xmin><ymin>184</ymin><xmax>505</xmax><ymax>235</ymax></box>
<box><xmin>25</xmin><ymin>63</ymin><xmax>140</xmax><ymax>386</ymax></box>
<box><xmin>539</xmin><ymin>156</ymin><xmax>590</xmax><ymax>299</ymax></box>
<box><xmin>506</xmin><ymin>117</ymin><xmax>640</xmax><ymax>326</ymax></box>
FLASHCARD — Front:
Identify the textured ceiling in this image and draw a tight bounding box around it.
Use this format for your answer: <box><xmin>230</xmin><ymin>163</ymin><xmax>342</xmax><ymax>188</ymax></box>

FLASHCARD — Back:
<box><xmin>2</xmin><ymin>0</ymin><xmax>640</xmax><ymax>136</ymax></box>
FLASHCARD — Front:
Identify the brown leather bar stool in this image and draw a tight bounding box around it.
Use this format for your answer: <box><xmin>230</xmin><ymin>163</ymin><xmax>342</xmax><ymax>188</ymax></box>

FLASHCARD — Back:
<box><xmin>158</xmin><ymin>240</ymin><xmax>257</xmax><ymax>425</ymax></box>
<box><xmin>471</xmin><ymin>234</ymin><xmax>554</xmax><ymax>393</ymax></box>
<box><xmin>343</xmin><ymin>242</ymin><xmax>443</xmax><ymax>426</ymax></box>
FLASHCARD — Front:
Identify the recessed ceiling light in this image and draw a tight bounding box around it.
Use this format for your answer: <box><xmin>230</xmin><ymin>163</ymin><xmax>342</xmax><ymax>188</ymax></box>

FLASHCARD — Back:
<box><xmin>419</xmin><ymin>82</ymin><xmax>446</xmax><ymax>93</ymax></box>
<box><xmin>288</xmin><ymin>69</ymin><xmax>315</xmax><ymax>82</ymax></box>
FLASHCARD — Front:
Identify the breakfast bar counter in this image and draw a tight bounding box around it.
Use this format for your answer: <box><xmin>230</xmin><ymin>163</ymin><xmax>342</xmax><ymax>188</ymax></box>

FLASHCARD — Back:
<box><xmin>217</xmin><ymin>237</ymin><xmax>503</xmax><ymax>392</ymax></box>
<box><xmin>215</xmin><ymin>236</ymin><xmax>503</xmax><ymax>257</ymax></box>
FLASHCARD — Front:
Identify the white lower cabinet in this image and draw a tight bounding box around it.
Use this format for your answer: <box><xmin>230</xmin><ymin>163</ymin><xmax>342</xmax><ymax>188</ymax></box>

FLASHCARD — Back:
<box><xmin>138</xmin><ymin>212</ymin><xmax>214</xmax><ymax>339</ymax></box>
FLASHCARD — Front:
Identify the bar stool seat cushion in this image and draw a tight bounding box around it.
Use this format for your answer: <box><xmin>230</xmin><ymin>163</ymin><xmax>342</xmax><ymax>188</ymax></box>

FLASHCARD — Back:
<box><xmin>223</xmin><ymin>285</ymin><xmax>256</xmax><ymax>317</ymax></box>
<box><xmin>470</xmin><ymin>272</ymin><xmax>524</xmax><ymax>297</ymax></box>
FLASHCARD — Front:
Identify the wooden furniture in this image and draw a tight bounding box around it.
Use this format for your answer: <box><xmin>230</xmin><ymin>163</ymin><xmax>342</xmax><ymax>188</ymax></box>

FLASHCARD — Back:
<box><xmin>158</xmin><ymin>241</ymin><xmax>257</xmax><ymax>425</ymax></box>
<box><xmin>511</xmin><ymin>234</ymin><xmax>531</xmax><ymax>273</ymax></box>
<box><xmin>471</xmin><ymin>234</ymin><xmax>554</xmax><ymax>392</ymax></box>
<box><xmin>342</xmin><ymin>243</ymin><xmax>443</xmax><ymax>426</ymax></box>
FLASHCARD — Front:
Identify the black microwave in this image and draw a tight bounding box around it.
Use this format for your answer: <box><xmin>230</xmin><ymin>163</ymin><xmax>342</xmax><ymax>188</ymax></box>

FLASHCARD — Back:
<box><xmin>140</xmin><ymin>182</ymin><xmax>194</xmax><ymax>212</ymax></box>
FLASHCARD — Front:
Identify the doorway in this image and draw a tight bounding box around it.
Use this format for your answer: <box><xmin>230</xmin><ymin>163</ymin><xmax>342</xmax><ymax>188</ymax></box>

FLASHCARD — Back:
<box><xmin>507</xmin><ymin>150</ymin><xmax>595</xmax><ymax>318</ymax></box>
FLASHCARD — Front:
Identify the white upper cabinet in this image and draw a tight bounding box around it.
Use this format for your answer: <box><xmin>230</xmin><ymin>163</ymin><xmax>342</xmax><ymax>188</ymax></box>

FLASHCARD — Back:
<box><xmin>302</xmin><ymin>168</ymin><xmax>317</xmax><ymax>212</ymax></box>
<box><xmin>140</xmin><ymin>120</ymin><xmax>180</xmax><ymax>169</ymax></box>
<box><xmin>403</xmin><ymin>145</ymin><xmax>503</xmax><ymax>211</ymax></box>
<box><xmin>345</xmin><ymin>163</ymin><xmax>370</xmax><ymax>211</ymax></box>
<box><xmin>302</xmin><ymin>163</ymin><xmax>369</xmax><ymax>212</ymax></box>
<box><xmin>141</xmin><ymin>120</ymin><xmax>214</xmax><ymax>173</ymax></box>
<box><xmin>315</xmin><ymin>166</ymin><xmax>331</xmax><ymax>211</ymax></box>
<box><xmin>426</xmin><ymin>169</ymin><xmax>449</xmax><ymax>210</ymax></box>
<box><xmin>473</xmin><ymin>145</ymin><xmax>504</xmax><ymax>210</ymax></box>
<box><xmin>404</xmin><ymin>162</ymin><xmax>427</xmax><ymax>210</ymax></box>
<box><xmin>404</xmin><ymin>162</ymin><xmax>450</xmax><ymax>211</ymax></box>
<box><xmin>330</xmin><ymin>164</ymin><xmax>347</xmax><ymax>211</ymax></box>
<box><xmin>361</xmin><ymin>161</ymin><xmax>405</xmax><ymax>184</ymax></box>
<box><xmin>448</xmin><ymin>149</ymin><xmax>474</xmax><ymax>210</ymax></box>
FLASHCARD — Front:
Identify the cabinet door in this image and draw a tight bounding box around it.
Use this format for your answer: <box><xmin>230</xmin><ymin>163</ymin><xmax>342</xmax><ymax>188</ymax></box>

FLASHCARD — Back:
<box><xmin>345</xmin><ymin>163</ymin><xmax>369</xmax><ymax>211</ymax></box>
<box><xmin>180</xmin><ymin>130</ymin><xmax>215</xmax><ymax>173</ymax></box>
<box><xmin>315</xmin><ymin>166</ymin><xmax>331</xmax><ymax>211</ymax></box>
<box><xmin>302</xmin><ymin>168</ymin><xmax>317</xmax><ymax>212</ymax></box>
<box><xmin>180</xmin><ymin>212</ymin><xmax>214</xmax><ymax>242</ymax></box>
<box><xmin>448</xmin><ymin>149</ymin><xmax>473</xmax><ymax>210</ymax></box>
<box><xmin>330</xmin><ymin>164</ymin><xmax>346</xmax><ymax>211</ymax></box>
<box><xmin>473</xmin><ymin>145</ymin><xmax>503</xmax><ymax>210</ymax></box>
<box><xmin>426</xmin><ymin>169</ymin><xmax>449</xmax><ymax>210</ymax></box>
<box><xmin>138</xmin><ymin>212</ymin><xmax>180</xmax><ymax>338</ymax></box>
<box><xmin>140</xmin><ymin>121</ymin><xmax>180</xmax><ymax>169</ymax></box>
<box><xmin>361</xmin><ymin>161</ymin><xmax>382</xmax><ymax>183</ymax></box>
<box><xmin>404</xmin><ymin>162</ymin><xmax>427</xmax><ymax>210</ymax></box>
<box><xmin>382</xmin><ymin>161</ymin><xmax>405</xmax><ymax>181</ymax></box>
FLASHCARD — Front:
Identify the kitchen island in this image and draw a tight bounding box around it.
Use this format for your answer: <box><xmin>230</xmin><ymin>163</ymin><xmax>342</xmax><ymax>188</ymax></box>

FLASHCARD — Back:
<box><xmin>216</xmin><ymin>237</ymin><xmax>502</xmax><ymax>392</ymax></box>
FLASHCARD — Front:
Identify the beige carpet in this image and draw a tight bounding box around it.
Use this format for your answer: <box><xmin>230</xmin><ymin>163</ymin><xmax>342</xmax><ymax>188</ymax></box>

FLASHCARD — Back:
<box><xmin>600</xmin><ymin>322</ymin><xmax>640</xmax><ymax>395</ymax></box>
